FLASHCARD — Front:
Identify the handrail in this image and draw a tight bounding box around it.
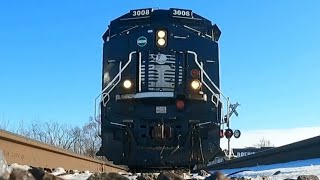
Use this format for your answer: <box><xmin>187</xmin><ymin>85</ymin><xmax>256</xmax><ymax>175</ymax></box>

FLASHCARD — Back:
<box><xmin>187</xmin><ymin>50</ymin><xmax>231</xmax><ymax>124</ymax></box>
<box><xmin>200</xmin><ymin>62</ymin><xmax>220</xmax><ymax>107</ymax></box>
<box><xmin>102</xmin><ymin>61</ymin><xmax>122</xmax><ymax>106</ymax></box>
<box><xmin>138</xmin><ymin>52</ymin><xmax>142</xmax><ymax>92</ymax></box>
<box><xmin>94</xmin><ymin>51</ymin><xmax>137</xmax><ymax>119</ymax></box>
<box><xmin>101</xmin><ymin>51</ymin><xmax>136</xmax><ymax>99</ymax></box>
<box><xmin>187</xmin><ymin>51</ymin><xmax>227</xmax><ymax>100</ymax></box>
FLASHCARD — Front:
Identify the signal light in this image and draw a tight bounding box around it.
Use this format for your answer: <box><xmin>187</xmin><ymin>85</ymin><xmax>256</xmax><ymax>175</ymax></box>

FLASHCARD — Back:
<box><xmin>234</xmin><ymin>130</ymin><xmax>241</xmax><ymax>138</ymax></box>
<box><xmin>224</xmin><ymin>129</ymin><xmax>233</xmax><ymax>139</ymax></box>
<box><xmin>156</xmin><ymin>30</ymin><xmax>167</xmax><ymax>47</ymax></box>
<box><xmin>220</xmin><ymin>130</ymin><xmax>224</xmax><ymax>138</ymax></box>
<box><xmin>191</xmin><ymin>69</ymin><xmax>200</xmax><ymax>77</ymax></box>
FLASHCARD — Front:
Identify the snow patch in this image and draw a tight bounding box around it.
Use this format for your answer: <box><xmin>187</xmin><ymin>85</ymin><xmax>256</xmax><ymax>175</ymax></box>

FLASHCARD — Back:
<box><xmin>9</xmin><ymin>163</ymin><xmax>30</xmax><ymax>171</ymax></box>
<box><xmin>51</xmin><ymin>167</ymin><xmax>66</xmax><ymax>176</ymax></box>
<box><xmin>0</xmin><ymin>151</ymin><xmax>7</xmax><ymax>177</ymax></box>
<box><xmin>218</xmin><ymin>158</ymin><xmax>320</xmax><ymax>179</ymax></box>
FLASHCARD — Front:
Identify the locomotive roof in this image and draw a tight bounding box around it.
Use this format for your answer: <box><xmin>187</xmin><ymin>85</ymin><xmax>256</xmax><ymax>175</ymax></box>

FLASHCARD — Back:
<box><xmin>103</xmin><ymin>8</ymin><xmax>221</xmax><ymax>42</ymax></box>
<box><xmin>110</xmin><ymin>8</ymin><xmax>213</xmax><ymax>26</ymax></box>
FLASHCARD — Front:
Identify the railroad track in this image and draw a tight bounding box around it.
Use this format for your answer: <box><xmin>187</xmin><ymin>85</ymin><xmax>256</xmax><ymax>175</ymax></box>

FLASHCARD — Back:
<box><xmin>0</xmin><ymin>129</ymin><xmax>127</xmax><ymax>173</ymax></box>
<box><xmin>203</xmin><ymin>135</ymin><xmax>320</xmax><ymax>171</ymax></box>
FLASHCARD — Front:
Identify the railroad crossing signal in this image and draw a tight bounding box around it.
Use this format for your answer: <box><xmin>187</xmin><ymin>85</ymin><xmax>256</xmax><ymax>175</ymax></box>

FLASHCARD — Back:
<box><xmin>229</xmin><ymin>102</ymin><xmax>239</xmax><ymax>117</ymax></box>
<box><xmin>220</xmin><ymin>129</ymin><xmax>241</xmax><ymax>139</ymax></box>
<box><xmin>224</xmin><ymin>129</ymin><xmax>233</xmax><ymax>139</ymax></box>
<box><xmin>223</xmin><ymin>102</ymin><xmax>240</xmax><ymax>123</ymax></box>
<box><xmin>233</xmin><ymin>129</ymin><xmax>241</xmax><ymax>138</ymax></box>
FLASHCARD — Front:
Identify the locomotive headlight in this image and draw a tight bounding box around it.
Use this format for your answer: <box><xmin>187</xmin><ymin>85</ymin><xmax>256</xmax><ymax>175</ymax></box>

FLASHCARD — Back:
<box><xmin>156</xmin><ymin>29</ymin><xmax>167</xmax><ymax>47</ymax></box>
<box><xmin>191</xmin><ymin>80</ymin><xmax>201</xmax><ymax>90</ymax></box>
<box><xmin>157</xmin><ymin>39</ymin><xmax>166</xmax><ymax>46</ymax></box>
<box><xmin>123</xmin><ymin>80</ymin><xmax>132</xmax><ymax>89</ymax></box>
<box><xmin>157</xmin><ymin>30</ymin><xmax>166</xmax><ymax>38</ymax></box>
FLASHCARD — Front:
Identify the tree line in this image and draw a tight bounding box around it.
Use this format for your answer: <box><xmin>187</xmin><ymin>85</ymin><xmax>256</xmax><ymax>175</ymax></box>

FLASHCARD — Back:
<box><xmin>0</xmin><ymin>116</ymin><xmax>105</xmax><ymax>160</ymax></box>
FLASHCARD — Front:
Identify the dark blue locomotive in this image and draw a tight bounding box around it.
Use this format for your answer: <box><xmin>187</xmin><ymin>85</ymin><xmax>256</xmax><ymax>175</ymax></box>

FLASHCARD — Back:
<box><xmin>95</xmin><ymin>8</ymin><xmax>238</xmax><ymax>171</ymax></box>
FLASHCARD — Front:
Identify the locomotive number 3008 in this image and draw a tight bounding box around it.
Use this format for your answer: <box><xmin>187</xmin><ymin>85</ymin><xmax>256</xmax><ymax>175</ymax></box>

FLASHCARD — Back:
<box><xmin>172</xmin><ymin>9</ymin><xmax>192</xmax><ymax>17</ymax></box>
<box><xmin>132</xmin><ymin>9</ymin><xmax>150</xmax><ymax>16</ymax></box>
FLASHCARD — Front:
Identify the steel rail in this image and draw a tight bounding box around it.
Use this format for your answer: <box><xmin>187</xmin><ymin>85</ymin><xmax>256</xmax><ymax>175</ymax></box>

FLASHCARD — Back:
<box><xmin>202</xmin><ymin>135</ymin><xmax>320</xmax><ymax>171</ymax></box>
<box><xmin>0</xmin><ymin>129</ymin><xmax>128</xmax><ymax>173</ymax></box>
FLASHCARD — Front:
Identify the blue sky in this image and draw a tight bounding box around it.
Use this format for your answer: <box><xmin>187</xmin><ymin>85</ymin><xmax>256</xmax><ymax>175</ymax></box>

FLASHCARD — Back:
<box><xmin>0</xmin><ymin>1</ymin><xmax>319</xmax><ymax>131</ymax></box>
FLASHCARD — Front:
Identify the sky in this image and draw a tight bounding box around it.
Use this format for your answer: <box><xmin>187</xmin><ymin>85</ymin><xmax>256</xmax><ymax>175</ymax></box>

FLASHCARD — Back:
<box><xmin>1</xmin><ymin>1</ymin><xmax>320</xmax><ymax>140</ymax></box>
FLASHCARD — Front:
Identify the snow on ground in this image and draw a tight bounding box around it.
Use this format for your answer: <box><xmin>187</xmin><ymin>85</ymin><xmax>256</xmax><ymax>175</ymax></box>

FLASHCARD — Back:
<box><xmin>0</xmin><ymin>156</ymin><xmax>7</xmax><ymax>177</ymax></box>
<box><xmin>8</xmin><ymin>163</ymin><xmax>30</xmax><ymax>171</ymax></box>
<box><xmin>1</xmin><ymin>147</ymin><xmax>320</xmax><ymax>179</ymax></box>
<box><xmin>58</xmin><ymin>170</ymin><xmax>92</xmax><ymax>180</ymax></box>
<box><xmin>0</xmin><ymin>152</ymin><xmax>92</xmax><ymax>180</ymax></box>
<box><xmin>51</xmin><ymin>167</ymin><xmax>66</xmax><ymax>176</ymax></box>
<box><xmin>217</xmin><ymin>158</ymin><xmax>320</xmax><ymax>179</ymax></box>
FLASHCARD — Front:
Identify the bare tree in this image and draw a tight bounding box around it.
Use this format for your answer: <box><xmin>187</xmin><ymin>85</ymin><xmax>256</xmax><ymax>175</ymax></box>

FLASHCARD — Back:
<box><xmin>0</xmin><ymin>119</ymin><xmax>9</xmax><ymax>130</ymax></box>
<box><xmin>14</xmin><ymin>120</ymin><xmax>26</xmax><ymax>135</ymax></box>
<box><xmin>80</xmin><ymin>116</ymin><xmax>101</xmax><ymax>158</ymax></box>
<box><xmin>11</xmin><ymin>117</ymin><xmax>105</xmax><ymax>160</ymax></box>
<box><xmin>17</xmin><ymin>121</ymin><xmax>77</xmax><ymax>150</ymax></box>
<box><xmin>70</xmin><ymin>126</ymin><xmax>84</xmax><ymax>154</ymax></box>
<box><xmin>254</xmin><ymin>138</ymin><xmax>274</xmax><ymax>147</ymax></box>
